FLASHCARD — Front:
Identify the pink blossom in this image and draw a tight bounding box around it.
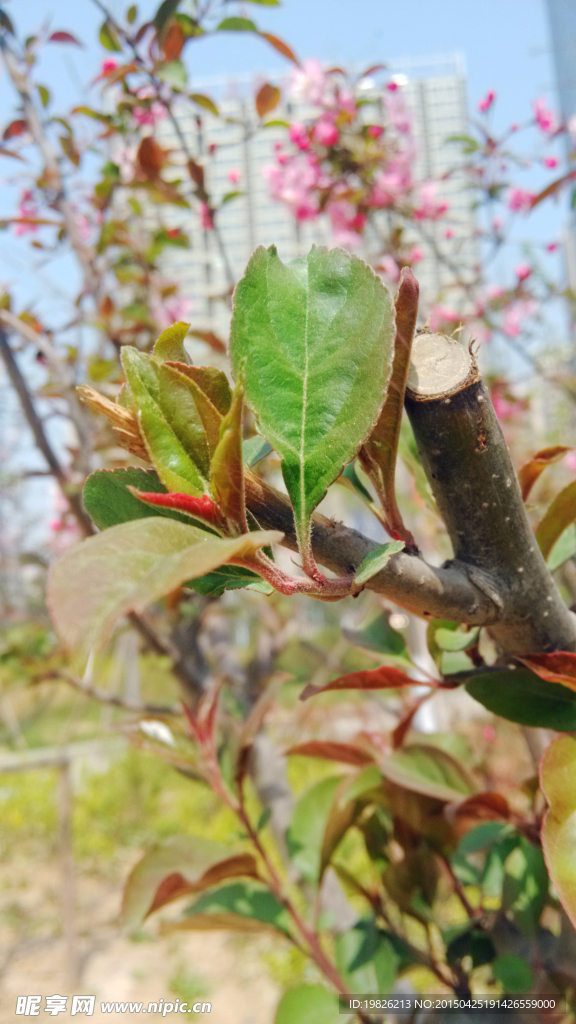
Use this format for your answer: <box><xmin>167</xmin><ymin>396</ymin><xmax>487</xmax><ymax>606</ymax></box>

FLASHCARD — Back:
<box><xmin>478</xmin><ymin>89</ymin><xmax>496</xmax><ymax>113</ymax></box>
<box><xmin>515</xmin><ymin>263</ymin><xmax>531</xmax><ymax>281</ymax></box>
<box><xmin>101</xmin><ymin>59</ymin><xmax>119</xmax><ymax>75</ymax></box>
<box><xmin>263</xmin><ymin>155</ymin><xmax>321</xmax><ymax>221</ymax></box>
<box><xmin>546</xmin><ymin>242</ymin><xmax>559</xmax><ymax>252</ymax></box>
<box><xmin>136</xmin><ymin>84</ymin><xmax>156</xmax><ymax>101</ymax></box>
<box><xmin>370</xmin><ymin>156</ymin><xmax>413</xmax><ymax>207</ymax></box>
<box><xmin>533</xmin><ymin>96</ymin><xmax>558</xmax><ymax>134</ymax></box>
<box><xmin>14</xmin><ymin>190</ymin><xmax>39</xmax><ymax>236</ymax></box>
<box><xmin>492</xmin><ymin>393</ymin><xmax>518</xmax><ymax>421</ymax></box>
<box><xmin>288</xmin><ymin>121</ymin><xmax>310</xmax><ymax>151</ymax></box>
<box><xmin>227</xmin><ymin>168</ymin><xmax>241</xmax><ymax>184</ymax></box>
<box><xmin>483</xmin><ymin>725</ymin><xmax>496</xmax><ymax>743</ymax></box>
<box><xmin>429</xmin><ymin>305</ymin><xmax>460</xmax><ymax>331</ymax></box>
<box><xmin>386</xmin><ymin>81</ymin><xmax>398</xmax><ymax>92</ymax></box>
<box><xmin>115</xmin><ymin>142</ymin><xmax>138</xmax><ymax>183</ymax></box>
<box><xmin>485</xmin><ymin>283</ymin><xmax>505</xmax><ymax>301</ymax></box>
<box><xmin>510</xmin><ymin>123</ymin><xmax>519</xmax><ymax>132</ymax></box>
<box><xmin>133</xmin><ymin>102</ymin><xmax>167</xmax><ymax>127</ymax></box>
<box><xmin>507</xmin><ymin>187</ymin><xmax>535</xmax><ymax>212</ymax></box>
<box><xmin>336</xmin><ymin>89</ymin><xmax>356</xmax><ymax>115</ymax></box>
<box><xmin>492</xmin><ymin>217</ymin><xmax>503</xmax><ymax>232</ymax></box>
<box><xmin>368</xmin><ymin>125</ymin><xmax>383</xmax><ymax>138</ymax></box>
<box><xmin>199</xmin><ymin>202</ymin><xmax>214</xmax><ymax>230</ymax></box>
<box><xmin>413</xmin><ymin>181</ymin><xmax>449</xmax><ymax>220</ymax></box>
<box><xmin>409</xmin><ymin>246</ymin><xmax>423</xmax><ymax>263</ymax></box>
<box><xmin>502</xmin><ymin>298</ymin><xmax>537</xmax><ymax>337</ymax></box>
<box><xmin>313</xmin><ymin>119</ymin><xmax>339</xmax><ymax>147</ymax></box>
<box><xmin>445</xmin><ymin>228</ymin><xmax>454</xmax><ymax>239</ymax></box>
<box><xmin>289</xmin><ymin>59</ymin><xmax>331</xmax><ymax>106</ymax></box>
<box><xmin>327</xmin><ymin>199</ymin><xmax>366</xmax><ymax>246</ymax></box>
<box><xmin>377</xmin><ymin>255</ymin><xmax>400</xmax><ymax>282</ymax></box>
<box><xmin>565</xmin><ymin>451</ymin><xmax>576</xmax><ymax>474</ymax></box>
<box><xmin>384</xmin><ymin>91</ymin><xmax>411</xmax><ymax>133</ymax></box>
<box><xmin>151</xmin><ymin>294</ymin><xmax>193</xmax><ymax>331</ymax></box>
<box><xmin>543</xmin><ymin>155</ymin><xmax>558</xmax><ymax>169</ymax></box>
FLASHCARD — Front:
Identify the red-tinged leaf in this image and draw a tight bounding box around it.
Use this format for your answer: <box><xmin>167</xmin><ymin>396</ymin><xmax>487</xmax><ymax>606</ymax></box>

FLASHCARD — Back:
<box><xmin>128</xmin><ymin>488</ymin><xmax>225</xmax><ymax>531</ymax></box>
<box><xmin>259</xmin><ymin>31</ymin><xmax>299</xmax><ymax>64</ymax></box>
<box><xmin>3</xmin><ymin>119</ymin><xmax>28</xmax><ymax>141</ymax></box>
<box><xmin>210</xmin><ymin>377</ymin><xmax>247</xmax><ymax>531</ymax></box>
<box><xmin>183</xmin><ymin>676</ymin><xmax>224</xmax><ymax>746</ymax></box>
<box><xmin>359</xmin><ymin>268</ymin><xmax>419</xmax><ymax>548</ymax></box>
<box><xmin>360</xmin><ymin>63</ymin><xmax>387</xmax><ymax>78</ymax></box>
<box><xmin>518</xmin><ymin>445</ymin><xmax>573</xmax><ymax>502</ymax></box>
<box><xmin>49</xmin><ymin>31</ymin><xmax>83</xmax><ymax>46</ymax></box>
<box><xmin>540</xmin><ymin>734</ymin><xmax>576</xmax><ymax>929</ymax></box>
<box><xmin>286</xmin><ymin>741</ymin><xmax>375</xmax><ymax>766</ymax></box>
<box><xmin>162</xmin><ymin>20</ymin><xmax>185</xmax><ymax>60</ymax></box>
<box><xmin>519</xmin><ymin>652</ymin><xmax>576</xmax><ymax>692</ymax></box>
<box><xmin>536</xmin><ymin>480</ymin><xmax>576</xmax><ymax>560</ymax></box>
<box><xmin>0</xmin><ymin>146</ymin><xmax>26</xmax><ymax>161</ymax></box>
<box><xmin>187</xmin><ymin>328</ymin><xmax>226</xmax><ymax>353</ymax></box>
<box><xmin>166</xmin><ymin>363</ymin><xmax>232</xmax><ymax>418</ymax></box>
<box><xmin>187</xmin><ymin>158</ymin><xmax>205</xmax><ymax>190</ymax></box>
<box><xmin>300</xmin><ymin>664</ymin><xmax>424</xmax><ymax>702</ymax></box>
<box><xmin>255</xmin><ymin>82</ymin><xmax>280</xmax><ymax>119</ymax></box>
<box><xmin>122</xmin><ymin>835</ymin><xmax>259</xmax><ymax>930</ymax></box>
<box><xmin>392</xmin><ymin>690</ymin><xmax>432</xmax><ymax>749</ymax></box>
<box><xmin>531</xmin><ymin>169</ymin><xmax>576</xmax><ymax>209</ymax></box>
<box><xmin>137</xmin><ymin>136</ymin><xmax>165</xmax><ymax>179</ymax></box>
<box><xmin>450</xmin><ymin>791</ymin><xmax>510</xmax><ymax>821</ymax></box>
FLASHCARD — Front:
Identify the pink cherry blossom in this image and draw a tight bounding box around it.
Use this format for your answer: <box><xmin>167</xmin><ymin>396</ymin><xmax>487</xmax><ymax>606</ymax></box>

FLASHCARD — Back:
<box><xmin>115</xmin><ymin>142</ymin><xmax>138</xmax><ymax>183</ymax></box>
<box><xmin>485</xmin><ymin>283</ymin><xmax>505</xmax><ymax>300</ymax></box>
<box><xmin>327</xmin><ymin>199</ymin><xmax>366</xmax><ymax>247</ymax></box>
<box><xmin>565</xmin><ymin>451</ymin><xmax>576</xmax><ymax>474</ymax></box>
<box><xmin>543</xmin><ymin>155</ymin><xmax>558</xmax><ymax>169</ymax></box>
<box><xmin>199</xmin><ymin>202</ymin><xmax>214</xmax><ymax>230</ymax></box>
<box><xmin>515</xmin><ymin>263</ymin><xmax>531</xmax><ymax>281</ymax></box>
<box><xmin>409</xmin><ymin>246</ymin><xmax>423</xmax><ymax>263</ymax></box>
<box><xmin>133</xmin><ymin>102</ymin><xmax>167</xmax><ymax>127</ymax></box>
<box><xmin>101</xmin><ymin>59</ymin><xmax>119</xmax><ymax>75</ymax></box>
<box><xmin>289</xmin><ymin>59</ymin><xmax>331</xmax><ymax>106</ymax></box>
<box><xmin>413</xmin><ymin>181</ymin><xmax>449</xmax><ymax>220</ymax></box>
<box><xmin>478</xmin><ymin>90</ymin><xmax>496</xmax><ymax>113</ymax></box>
<box><xmin>445</xmin><ymin>228</ymin><xmax>454</xmax><ymax>239</ymax></box>
<box><xmin>368</xmin><ymin>125</ymin><xmax>383</xmax><ymax>139</ymax></box>
<box><xmin>507</xmin><ymin>187</ymin><xmax>535</xmax><ymax>212</ymax></box>
<box><xmin>384</xmin><ymin>91</ymin><xmax>411</xmax><ymax>133</ymax></box>
<box><xmin>377</xmin><ymin>255</ymin><xmax>400</xmax><ymax>282</ymax></box>
<box><xmin>429</xmin><ymin>304</ymin><xmax>460</xmax><ymax>331</ymax></box>
<box><xmin>533</xmin><ymin>97</ymin><xmax>558</xmax><ymax>134</ymax></box>
<box><xmin>227</xmin><ymin>168</ymin><xmax>241</xmax><ymax>184</ymax></box>
<box><xmin>263</xmin><ymin>155</ymin><xmax>321</xmax><ymax>221</ymax></box>
<box><xmin>386</xmin><ymin>81</ymin><xmax>398</xmax><ymax>92</ymax></box>
<box><xmin>313</xmin><ymin>119</ymin><xmax>339</xmax><ymax>147</ymax></box>
<box><xmin>288</xmin><ymin>121</ymin><xmax>310</xmax><ymax>151</ymax></box>
<box><xmin>546</xmin><ymin>242</ymin><xmax>559</xmax><ymax>252</ymax></box>
<box><xmin>491</xmin><ymin>393</ymin><xmax>518</xmax><ymax>421</ymax></box>
<box><xmin>14</xmin><ymin>190</ymin><xmax>39</xmax><ymax>236</ymax></box>
<box><xmin>151</xmin><ymin>294</ymin><xmax>193</xmax><ymax>331</ymax></box>
<box><xmin>502</xmin><ymin>298</ymin><xmax>537</xmax><ymax>337</ymax></box>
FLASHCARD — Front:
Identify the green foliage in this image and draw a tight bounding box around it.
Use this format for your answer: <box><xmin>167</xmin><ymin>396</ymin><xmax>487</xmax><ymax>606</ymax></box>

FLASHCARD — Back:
<box><xmin>180</xmin><ymin>881</ymin><xmax>292</xmax><ymax>936</ymax></box>
<box><xmin>335</xmin><ymin>917</ymin><xmax>398</xmax><ymax>992</ymax></box>
<box><xmin>274</xmin><ymin>985</ymin><xmax>338</xmax><ymax>1024</ymax></box>
<box><xmin>286</xmin><ymin>775</ymin><xmax>343</xmax><ymax>883</ymax></box>
<box><xmin>229</xmin><ymin>245</ymin><xmax>394</xmax><ymax>567</ymax></box>
<box><xmin>540</xmin><ymin>734</ymin><xmax>576</xmax><ymax>930</ymax></box>
<box><xmin>466</xmin><ymin>669</ymin><xmax>576</xmax><ymax>729</ymax></box>
<box><xmin>492</xmin><ymin>954</ymin><xmax>533</xmax><ymax>993</ymax></box>
<box><xmin>353</xmin><ymin>541</ymin><xmax>405</xmax><ymax>588</ymax></box>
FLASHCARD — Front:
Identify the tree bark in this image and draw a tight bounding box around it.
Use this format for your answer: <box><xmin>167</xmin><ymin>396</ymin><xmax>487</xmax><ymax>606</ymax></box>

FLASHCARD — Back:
<box><xmin>404</xmin><ymin>332</ymin><xmax>576</xmax><ymax>656</ymax></box>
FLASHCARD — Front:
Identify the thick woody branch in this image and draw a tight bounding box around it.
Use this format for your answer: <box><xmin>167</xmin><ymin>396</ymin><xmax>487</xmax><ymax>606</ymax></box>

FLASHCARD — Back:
<box><xmin>404</xmin><ymin>332</ymin><xmax>576</xmax><ymax>656</ymax></box>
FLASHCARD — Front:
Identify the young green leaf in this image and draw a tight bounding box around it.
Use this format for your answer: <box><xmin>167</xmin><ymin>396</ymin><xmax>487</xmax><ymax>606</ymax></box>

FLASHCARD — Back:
<box><xmin>380</xmin><ymin>743</ymin><xmax>475</xmax><ymax>802</ymax></box>
<box><xmin>492</xmin><ymin>954</ymin><xmax>533</xmax><ymax>993</ymax></box>
<box><xmin>352</xmin><ymin>540</ymin><xmax>405</xmax><ymax>591</ymax></box>
<box><xmin>335</xmin><ymin>917</ymin><xmax>398</xmax><ymax>994</ymax></box>
<box><xmin>152</xmin><ymin>321</ymin><xmax>190</xmax><ymax>363</ymax></box>
<box><xmin>285</xmin><ymin>775</ymin><xmax>344</xmax><ymax>883</ymax></box>
<box><xmin>536</xmin><ymin>480</ymin><xmax>576</xmax><ymax>560</ymax></box>
<box><xmin>177</xmin><ymin>881</ymin><xmax>292</xmax><ymax>937</ymax></box>
<box><xmin>48</xmin><ymin>519</ymin><xmax>282</xmax><ymax>655</ymax></box>
<box><xmin>83</xmin><ymin>467</ymin><xmax>191</xmax><ymax>530</ymax></box>
<box><xmin>466</xmin><ymin>669</ymin><xmax>576</xmax><ymax>730</ymax></box>
<box><xmin>121</xmin><ymin>347</ymin><xmax>208</xmax><ymax>494</ymax></box>
<box><xmin>210</xmin><ymin>378</ymin><xmax>247</xmax><ymax>531</ymax></box>
<box><xmin>540</xmin><ymin>734</ymin><xmax>576</xmax><ymax>929</ymax></box>
<box><xmin>359</xmin><ymin>268</ymin><xmax>419</xmax><ymax>546</ymax></box>
<box><xmin>230</xmin><ymin>245</ymin><xmax>395</xmax><ymax>576</ymax></box>
<box><xmin>341</xmin><ymin>610</ymin><xmax>409</xmax><ymax>663</ymax></box>
<box><xmin>502</xmin><ymin>837</ymin><xmax>548</xmax><ymax>936</ymax></box>
<box><xmin>275</xmin><ymin>986</ymin><xmax>337</xmax><ymax>1024</ymax></box>
<box><xmin>243</xmin><ymin>436</ymin><xmax>273</xmax><ymax>467</ymax></box>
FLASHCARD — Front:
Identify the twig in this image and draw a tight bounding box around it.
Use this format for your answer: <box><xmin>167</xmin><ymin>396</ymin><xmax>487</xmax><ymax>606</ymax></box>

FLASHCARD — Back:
<box><xmin>35</xmin><ymin>668</ymin><xmax>180</xmax><ymax>716</ymax></box>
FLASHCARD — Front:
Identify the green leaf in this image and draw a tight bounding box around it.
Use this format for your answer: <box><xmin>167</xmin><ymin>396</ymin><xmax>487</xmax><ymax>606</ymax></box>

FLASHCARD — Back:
<box><xmin>445</xmin><ymin>925</ymin><xmax>495</xmax><ymax>969</ymax></box>
<box><xmin>536</xmin><ymin>480</ymin><xmax>576</xmax><ymax>560</ymax></box>
<box><xmin>189</xmin><ymin>93</ymin><xmax>219</xmax><ymax>116</ymax></box>
<box><xmin>457</xmin><ymin>821</ymin><xmax>512</xmax><ymax>856</ymax></box>
<box><xmin>502</xmin><ymin>837</ymin><xmax>548</xmax><ymax>936</ymax></box>
<box><xmin>243</xmin><ymin>436</ymin><xmax>273</xmax><ymax>467</ymax></box>
<box><xmin>275</xmin><ymin>986</ymin><xmax>338</xmax><ymax>1024</ymax></box>
<box><xmin>37</xmin><ymin>85</ymin><xmax>50</xmax><ymax>108</ymax></box>
<box><xmin>121</xmin><ymin>347</ymin><xmax>208</xmax><ymax>493</ymax></box>
<box><xmin>154</xmin><ymin>0</ymin><xmax>182</xmax><ymax>32</ymax></box>
<box><xmin>540</xmin><ymin>734</ymin><xmax>576</xmax><ymax>929</ymax></box>
<box><xmin>335</xmin><ymin>917</ymin><xmax>398</xmax><ymax>993</ymax></box>
<box><xmin>230</xmin><ymin>246</ymin><xmax>394</xmax><ymax>570</ymax></box>
<box><xmin>210</xmin><ymin>378</ymin><xmax>246</xmax><ymax>529</ymax></box>
<box><xmin>122</xmin><ymin>836</ymin><xmax>259</xmax><ymax>931</ymax></box>
<box><xmin>380</xmin><ymin>744</ymin><xmax>475</xmax><ymax>802</ymax></box>
<box><xmin>466</xmin><ymin>669</ymin><xmax>576</xmax><ymax>730</ymax></box>
<box><xmin>285</xmin><ymin>775</ymin><xmax>343</xmax><ymax>883</ymax></box>
<box><xmin>353</xmin><ymin>540</ymin><xmax>404</xmax><ymax>589</ymax></box>
<box><xmin>492</xmin><ymin>954</ymin><xmax>533</xmax><ymax>993</ymax></box>
<box><xmin>47</xmin><ymin>519</ymin><xmax>282</xmax><ymax>655</ymax></box>
<box><xmin>168</xmin><ymin>364</ymin><xmax>232</xmax><ymax>419</ymax></box>
<box><xmin>180</xmin><ymin>881</ymin><xmax>292</xmax><ymax>937</ymax></box>
<box><xmin>217</xmin><ymin>17</ymin><xmax>257</xmax><ymax>31</ymax></box>
<box><xmin>153</xmin><ymin>321</ymin><xmax>190</xmax><ymax>363</ymax></box>
<box><xmin>188</xmin><ymin>565</ymin><xmax>266</xmax><ymax>597</ymax></box>
<box><xmin>99</xmin><ymin>19</ymin><xmax>122</xmax><ymax>51</ymax></box>
<box><xmin>157</xmin><ymin>59</ymin><xmax>187</xmax><ymax>90</ymax></box>
<box><xmin>83</xmin><ymin>468</ymin><xmax>192</xmax><ymax>530</ymax></box>
<box><xmin>548</xmin><ymin>523</ymin><xmax>576</xmax><ymax>571</ymax></box>
<box><xmin>341</xmin><ymin>610</ymin><xmax>408</xmax><ymax>663</ymax></box>
<box><xmin>127</xmin><ymin>5</ymin><xmax>138</xmax><ymax>24</ymax></box>
<box><xmin>435</xmin><ymin>626</ymin><xmax>480</xmax><ymax>652</ymax></box>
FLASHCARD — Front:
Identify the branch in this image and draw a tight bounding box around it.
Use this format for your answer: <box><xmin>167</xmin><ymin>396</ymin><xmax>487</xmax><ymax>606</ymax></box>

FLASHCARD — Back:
<box><xmin>35</xmin><ymin>668</ymin><xmax>180</xmax><ymax>716</ymax></box>
<box><xmin>404</xmin><ymin>331</ymin><xmax>576</xmax><ymax>656</ymax></box>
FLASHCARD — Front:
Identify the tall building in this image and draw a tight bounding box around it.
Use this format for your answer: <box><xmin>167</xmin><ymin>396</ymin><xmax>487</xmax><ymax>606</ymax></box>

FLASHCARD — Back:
<box><xmin>157</xmin><ymin>53</ymin><xmax>475</xmax><ymax>338</ymax></box>
<box><xmin>545</xmin><ymin>0</ymin><xmax>576</xmax><ymax>290</ymax></box>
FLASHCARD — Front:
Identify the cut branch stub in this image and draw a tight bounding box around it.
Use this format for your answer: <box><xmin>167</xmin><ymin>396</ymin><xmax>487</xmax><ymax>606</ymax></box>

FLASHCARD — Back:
<box><xmin>404</xmin><ymin>331</ymin><xmax>576</xmax><ymax>657</ymax></box>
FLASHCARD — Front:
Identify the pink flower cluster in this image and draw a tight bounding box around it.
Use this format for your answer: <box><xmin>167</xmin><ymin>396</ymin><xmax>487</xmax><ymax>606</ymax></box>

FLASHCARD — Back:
<box><xmin>15</xmin><ymin>190</ymin><xmax>39</xmax><ymax>236</ymax></box>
